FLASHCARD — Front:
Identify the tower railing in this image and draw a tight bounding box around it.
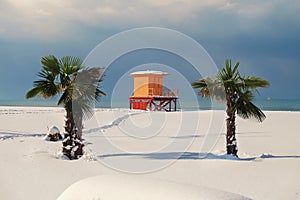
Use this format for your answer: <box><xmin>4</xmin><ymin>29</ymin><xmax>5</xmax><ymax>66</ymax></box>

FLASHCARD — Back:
<box><xmin>148</xmin><ymin>88</ymin><xmax>179</xmax><ymax>97</ymax></box>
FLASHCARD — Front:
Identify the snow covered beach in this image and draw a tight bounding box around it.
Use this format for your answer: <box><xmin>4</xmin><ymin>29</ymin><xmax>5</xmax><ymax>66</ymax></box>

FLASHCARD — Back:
<box><xmin>0</xmin><ymin>107</ymin><xmax>299</xmax><ymax>200</ymax></box>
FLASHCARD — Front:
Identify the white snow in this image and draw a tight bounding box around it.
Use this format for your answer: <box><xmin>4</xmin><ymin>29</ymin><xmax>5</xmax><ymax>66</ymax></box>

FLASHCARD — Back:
<box><xmin>130</xmin><ymin>70</ymin><xmax>168</xmax><ymax>76</ymax></box>
<box><xmin>57</xmin><ymin>175</ymin><xmax>250</xmax><ymax>200</ymax></box>
<box><xmin>62</xmin><ymin>136</ymin><xmax>70</xmax><ymax>143</ymax></box>
<box><xmin>65</xmin><ymin>145</ymin><xmax>72</xmax><ymax>150</ymax></box>
<box><xmin>47</xmin><ymin>126</ymin><xmax>60</xmax><ymax>135</ymax></box>
<box><xmin>72</xmin><ymin>146</ymin><xmax>78</xmax><ymax>152</ymax></box>
<box><xmin>0</xmin><ymin>107</ymin><xmax>299</xmax><ymax>200</ymax></box>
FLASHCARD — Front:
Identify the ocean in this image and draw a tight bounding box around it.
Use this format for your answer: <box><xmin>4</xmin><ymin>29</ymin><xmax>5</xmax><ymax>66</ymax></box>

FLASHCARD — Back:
<box><xmin>0</xmin><ymin>99</ymin><xmax>300</xmax><ymax>111</ymax></box>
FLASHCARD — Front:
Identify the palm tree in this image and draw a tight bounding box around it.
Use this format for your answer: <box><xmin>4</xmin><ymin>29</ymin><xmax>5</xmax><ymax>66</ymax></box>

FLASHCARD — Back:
<box><xmin>26</xmin><ymin>55</ymin><xmax>106</xmax><ymax>159</ymax></box>
<box><xmin>192</xmin><ymin>59</ymin><xmax>269</xmax><ymax>156</ymax></box>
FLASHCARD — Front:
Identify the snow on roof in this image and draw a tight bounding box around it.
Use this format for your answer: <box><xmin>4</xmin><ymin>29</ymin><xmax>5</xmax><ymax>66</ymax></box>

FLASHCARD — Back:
<box><xmin>130</xmin><ymin>70</ymin><xmax>168</xmax><ymax>76</ymax></box>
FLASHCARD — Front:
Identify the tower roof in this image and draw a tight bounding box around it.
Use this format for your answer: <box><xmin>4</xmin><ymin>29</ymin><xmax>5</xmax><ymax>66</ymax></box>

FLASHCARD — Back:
<box><xmin>130</xmin><ymin>70</ymin><xmax>168</xmax><ymax>76</ymax></box>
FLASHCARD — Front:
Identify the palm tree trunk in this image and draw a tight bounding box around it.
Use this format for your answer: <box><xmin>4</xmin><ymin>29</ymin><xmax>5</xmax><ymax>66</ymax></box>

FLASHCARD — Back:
<box><xmin>74</xmin><ymin>115</ymin><xmax>83</xmax><ymax>139</ymax></box>
<box><xmin>226</xmin><ymin>89</ymin><xmax>238</xmax><ymax>156</ymax></box>
<box><xmin>62</xmin><ymin>111</ymin><xmax>84</xmax><ymax>159</ymax></box>
<box><xmin>64</xmin><ymin>112</ymin><xmax>75</xmax><ymax>134</ymax></box>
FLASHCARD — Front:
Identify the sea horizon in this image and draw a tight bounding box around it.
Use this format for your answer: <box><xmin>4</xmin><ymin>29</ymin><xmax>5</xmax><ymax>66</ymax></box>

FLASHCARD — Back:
<box><xmin>0</xmin><ymin>98</ymin><xmax>300</xmax><ymax>112</ymax></box>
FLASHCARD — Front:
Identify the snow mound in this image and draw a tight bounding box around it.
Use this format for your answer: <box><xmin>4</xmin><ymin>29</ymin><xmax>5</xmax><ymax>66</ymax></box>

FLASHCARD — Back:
<box><xmin>48</xmin><ymin>126</ymin><xmax>60</xmax><ymax>134</ymax></box>
<box><xmin>45</xmin><ymin>125</ymin><xmax>62</xmax><ymax>141</ymax></box>
<box><xmin>57</xmin><ymin>175</ymin><xmax>250</xmax><ymax>200</ymax></box>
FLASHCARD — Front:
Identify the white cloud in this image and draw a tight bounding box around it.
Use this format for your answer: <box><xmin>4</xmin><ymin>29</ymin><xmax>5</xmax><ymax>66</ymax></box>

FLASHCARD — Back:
<box><xmin>96</xmin><ymin>6</ymin><xmax>116</xmax><ymax>15</ymax></box>
<box><xmin>0</xmin><ymin>0</ymin><xmax>299</xmax><ymax>39</ymax></box>
<box><xmin>0</xmin><ymin>27</ymin><xmax>6</xmax><ymax>33</ymax></box>
<box><xmin>36</xmin><ymin>9</ymin><xmax>52</xmax><ymax>16</ymax></box>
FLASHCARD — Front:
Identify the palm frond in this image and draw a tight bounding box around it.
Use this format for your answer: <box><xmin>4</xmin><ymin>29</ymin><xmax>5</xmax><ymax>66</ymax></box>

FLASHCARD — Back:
<box><xmin>235</xmin><ymin>91</ymin><xmax>266</xmax><ymax>122</ymax></box>
<box><xmin>191</xmin><ymin>78</ymin><xmax>207</xmax><ymax>89</ymax></box>
<box><xmin>192</xmin><ymin>78</ymin><xmax>210</xmax><ymax>98</ymax></box>
<box><xmin>218</xmin><ymin>59</ymin><xmax>241</xmax><ymax>88</ymax></box>
<box><xmin>26</xmin><ymin>55</ymin><xmax>107</xmax><ymax>140</ymax></box>
<box><xmin>41</xmin><ymin>55</ymin><xmax>60</xmax><ymax>75</ymax></box>
<box><xmin>72</xmin><ymin>98</ymin><xmax>94</xmax><ymax>120</ymax></box>
<box><xmin>204</xmin><ymin>78</ymin><xmax>225</xmax><ymax>102</ymax></box>
<box><xmin>71</xmin><ymin>67</ymin><xmax>106</xmax><ymax>120</ymax></box>
<box><xmin>26</xmin><ymin>69</ymin><xmax>60</xmax><ymax>99</ymax></box>
<box><xmin>240</xmin><ymin>76</ymin><xmax>270</xmax><ymax>90</ymax></box>
<box><xmin>232</xmin><ymin>61</ymin><xmax>240</xmax><ymax>74</ymax></box>
<box><xmin>25</xmin><ymin>86</ymin><xmax>43</xmax><ymax>99</ymax></box>
<box><xmin>59</xmin><ymin>56</ymin><xmax>84</xmax><ymax>75</ymax></box>
<box><xmin>192</xmin><ymin>77</ymin><xmax>226</xmax><ymax>102</ymax></box>
<box><xmin>97</xmin><ymin>87</ymin><xmax>106</xmax><ymax>96</ymax></box>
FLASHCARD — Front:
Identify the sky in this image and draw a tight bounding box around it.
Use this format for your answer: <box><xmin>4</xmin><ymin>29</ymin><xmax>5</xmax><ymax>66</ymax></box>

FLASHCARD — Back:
<box><xmin>0</xmin><ymin>0</ymin><xmax>300</xmax><ymax>101</ymax></box>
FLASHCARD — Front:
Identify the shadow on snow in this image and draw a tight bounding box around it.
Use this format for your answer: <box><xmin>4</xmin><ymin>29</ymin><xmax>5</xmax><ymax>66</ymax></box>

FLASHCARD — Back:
<box><xmin>98</xmin><ymin>152</ymin><xmax>300</xmax><ymax>161</ymax></box>
<box><xmin>0</xmin><ymin>131</ymin><xmax>45</xmax><ymax>141</ymax></box>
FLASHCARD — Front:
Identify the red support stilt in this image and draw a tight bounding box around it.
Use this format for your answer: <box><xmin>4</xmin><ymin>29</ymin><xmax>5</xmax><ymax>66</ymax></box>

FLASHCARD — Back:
<box><xmin>130</xmin><ymin>96</ymin><xmax>178</xmax><ymax>111</ymax></box>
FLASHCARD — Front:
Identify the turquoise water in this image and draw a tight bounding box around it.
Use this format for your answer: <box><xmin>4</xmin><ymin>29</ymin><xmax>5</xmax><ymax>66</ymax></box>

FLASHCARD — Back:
<box><xmin>252</xmin><ymin>99</ymin><xmax>300</xmax><ymax>111</ymax></box>
<box><xmin>0</xmin><ymin>99</ymin><xmax>300</xmax><ymax>111</ymax></box>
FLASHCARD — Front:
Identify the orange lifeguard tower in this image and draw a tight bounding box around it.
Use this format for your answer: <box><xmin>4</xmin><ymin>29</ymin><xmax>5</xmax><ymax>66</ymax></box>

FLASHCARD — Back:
<box><xmin>129</xmin><ymin>70</ymin><xmax>179</xmax><ymax>111</ymax></box>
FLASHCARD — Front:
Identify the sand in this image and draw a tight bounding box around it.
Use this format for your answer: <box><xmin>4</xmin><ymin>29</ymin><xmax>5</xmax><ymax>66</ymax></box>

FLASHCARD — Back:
<box><xmin>0</xmin><ymin>106</ymin><xmax>299</xmax><ymax>200</ymax></box>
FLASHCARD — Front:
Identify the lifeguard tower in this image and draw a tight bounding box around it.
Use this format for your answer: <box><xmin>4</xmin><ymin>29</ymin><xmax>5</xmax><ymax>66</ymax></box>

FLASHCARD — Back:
<box><xmin>129</xmin><ymin>70</ymin><xmax>179</xmax><ymax>111</ymax></box>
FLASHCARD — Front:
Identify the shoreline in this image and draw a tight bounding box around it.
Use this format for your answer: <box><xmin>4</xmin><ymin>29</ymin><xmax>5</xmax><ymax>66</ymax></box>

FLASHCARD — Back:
<box><xmin>1</xmin><ymin>98</ymin><xmax>300</xmax><ymax>111</ymax></box>
<box><xmin>1</xmin><ymin>105</ymin><xmax>300</xmax><ymax>113</ymax></box>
